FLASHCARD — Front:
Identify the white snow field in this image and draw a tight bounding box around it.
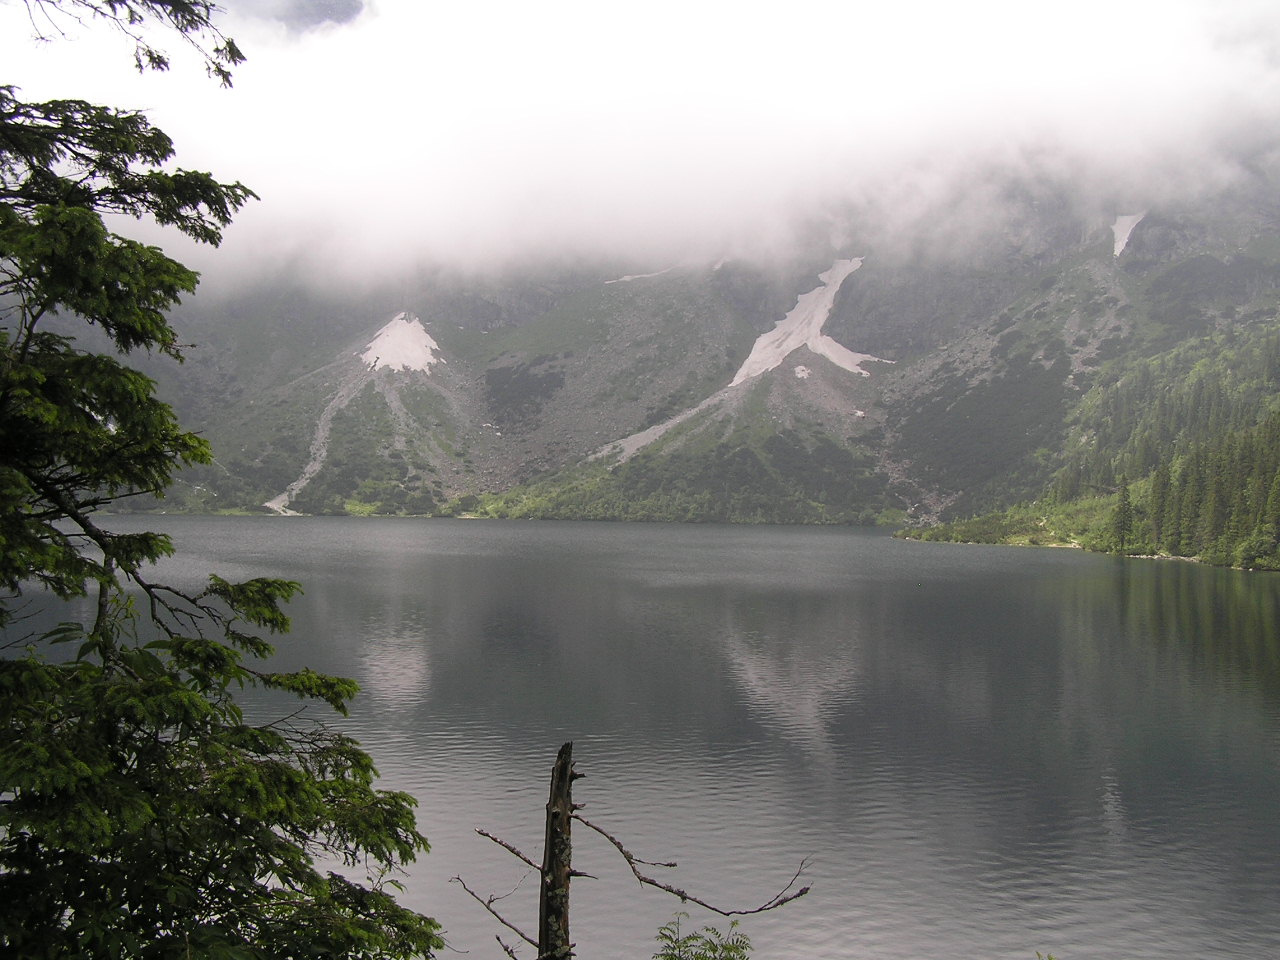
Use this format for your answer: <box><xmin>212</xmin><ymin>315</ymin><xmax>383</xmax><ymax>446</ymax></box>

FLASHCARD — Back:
<box><xmin>359</xmin><ymin>312</ymin><xmax>444</xmax><ymax>371</ymax></box>
<box><xmin>604</xmin><ymin>267</ymin><xmax>674</xmax><ymax>284</ymax></box>
<box><xmin>729</xmin><ymin>258</ymin><xmax>888</xmax><ymax>385</ymax></box>
<box><xmin>266</xmin><ymin>313</ymin><xmax>442</xmax><ymax>512</ymax></box>
<box><xmin>1112</xmin><ymin>213</ymin><xmax>1146</xmax><ymax>257</ymax></box>
<box><xmin>599</xmin><ymin>257</ymin><xmax>889</xmax><ymax>461</ymax></box>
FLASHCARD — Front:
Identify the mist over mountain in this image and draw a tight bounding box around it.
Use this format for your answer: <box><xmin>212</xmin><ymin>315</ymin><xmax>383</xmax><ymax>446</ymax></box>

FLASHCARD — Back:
<box><xmin>9</xmin><ymin>0</ymin><xmax>1276</xmax><ymax>288</ymax></box>
<box><xmin>135</xmin><ymin>152</ymin><xmax>1280</xmax><ymax>532</ymax></box>
<box><xmin>9</xmin><ymin>0</ymin><xmax>1278</xmax><ymax>531</ymax></box>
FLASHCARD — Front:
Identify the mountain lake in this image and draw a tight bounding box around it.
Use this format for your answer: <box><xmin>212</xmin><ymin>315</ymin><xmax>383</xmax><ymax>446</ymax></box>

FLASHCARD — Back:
<box><xmin>38</xmin><ymin>516</ymin><xmax>1280</xmax><ymax>959</ymax></box>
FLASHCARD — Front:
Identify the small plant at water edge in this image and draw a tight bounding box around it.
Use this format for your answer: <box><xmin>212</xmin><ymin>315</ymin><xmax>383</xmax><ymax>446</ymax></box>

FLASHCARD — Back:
<box><xmin>653</xmin><ymin>912</ymin><xmax>751</xmax><ymax>960</ymax></box>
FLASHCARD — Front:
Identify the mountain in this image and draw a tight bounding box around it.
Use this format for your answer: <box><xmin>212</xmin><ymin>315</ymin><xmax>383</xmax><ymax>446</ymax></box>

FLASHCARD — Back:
<box><xmin>142</xmin><ymin>163</ymin><xmax>1280</xmax><ymax>528</ymax></box>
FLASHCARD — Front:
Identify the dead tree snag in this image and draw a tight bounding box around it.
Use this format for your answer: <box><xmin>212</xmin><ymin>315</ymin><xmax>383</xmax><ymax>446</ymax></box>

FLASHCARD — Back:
<box><xmin>539</xmin><ymin>741</ymin><xmax>578</xmax><ymax>959</ymax></box>
<box><xmin>453</xmin><ymin>741</ymin><xmax>809</xmax><ymax>959</ymax></box>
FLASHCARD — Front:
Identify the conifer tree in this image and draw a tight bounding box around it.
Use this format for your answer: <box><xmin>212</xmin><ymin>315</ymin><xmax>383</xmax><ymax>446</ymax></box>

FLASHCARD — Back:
<box><xmin>1</xmin><ymin>4</ymin><xmax>441</xmax><ymax>956</ymax></box>
<box><xmin>1109</xmin><ymin>475</ymin><xmax>1133</xmax><ymax>553</ymax></box>
<box><xmin>1149</xmin><ymin>461</ymin><xmax>1171</xmax><ymax>550</ymax></box>
<box><xmin>1177</xmin><ymin>454</ymin><xmax>1205</xmax><ymax>556</ymax></box>
<box><xmin>1264</xmin><ymin>470</ymin><xmax>1280</xmax><ymax>544</ymax></box>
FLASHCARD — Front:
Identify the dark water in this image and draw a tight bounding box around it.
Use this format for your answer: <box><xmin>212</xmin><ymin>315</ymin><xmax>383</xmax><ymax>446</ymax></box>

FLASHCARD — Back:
<box><xmin>41</xmin><ymin>518</ymin><xmax>1280</xmax><ymax>958</ymax></box>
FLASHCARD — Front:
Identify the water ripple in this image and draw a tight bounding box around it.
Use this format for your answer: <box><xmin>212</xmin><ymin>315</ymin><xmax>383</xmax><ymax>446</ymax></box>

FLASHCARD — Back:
<box><xmin>79</xmin><ymin>517</ymin><xmax>1280</xmax><ymax>960</ymax></box>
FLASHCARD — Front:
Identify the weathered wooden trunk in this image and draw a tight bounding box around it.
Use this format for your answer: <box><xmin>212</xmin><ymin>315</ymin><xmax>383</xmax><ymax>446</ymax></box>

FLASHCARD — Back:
<box><xmin>538</xmin><ymin>741</ymin><xmax>576</xmax><ymax>959</ymax></box>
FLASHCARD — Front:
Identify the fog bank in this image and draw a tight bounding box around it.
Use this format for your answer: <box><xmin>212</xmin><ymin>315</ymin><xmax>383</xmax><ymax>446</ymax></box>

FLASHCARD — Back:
<box><xmin>5</xmin><ymin>0</ymin><xmax>1280</xmax><ymax>286</ymax></box>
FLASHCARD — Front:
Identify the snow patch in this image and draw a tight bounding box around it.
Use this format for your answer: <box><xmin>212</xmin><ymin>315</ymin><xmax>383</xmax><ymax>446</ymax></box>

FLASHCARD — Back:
<box><xmin>605</xmin><ymin>267</ymin><xmax>672</xmax><ymax>284</ymax></box>
<box><xmin>359</xmin><ymin>312</ymin><xmax>443</xmax><ymax>372</ymax></box>
<box><xmin>730</xmin><ymin>258</ymin><xmax>891</xmax><ymax>386</ymax></box>
<box><xmin>598</xmin><ymin>394</ymin><xmax>721</xmax><ymax>462</ymax></box>
<box><xmin>595</xmin><ymin>258</ymin><xmax>891</xmax><ymax>465</ymax></box>
<box><xmin>1112</xmin><ymin>213</ymin><xmax>1146</xmax><ymax>257</ymax></box>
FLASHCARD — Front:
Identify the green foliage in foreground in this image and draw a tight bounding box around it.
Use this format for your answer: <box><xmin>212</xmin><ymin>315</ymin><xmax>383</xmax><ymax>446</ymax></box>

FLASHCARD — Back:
<box><xmin>1</xmin><ymin>585</ymin><xmax>442</xmax><ymax>959</ymax></box>
<box><xmin>653</xmin><ymin>914</ymin><xmax>751</xmax><ymax>960</ymax></box>
<box><xmin>650</xmin><ymin>913</ymin><xmax>1053</xmax><ymax>960</ymax></box>
<box><xmin>1</xmin><ymin>3</ymin><xmax>440</xmax><ymax>955</ymax></box>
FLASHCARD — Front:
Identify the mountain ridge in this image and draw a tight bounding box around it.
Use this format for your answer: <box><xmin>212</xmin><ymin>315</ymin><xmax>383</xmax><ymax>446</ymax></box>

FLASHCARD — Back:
<box><xmin>133</xmin><ymin>165</ymin><xmax>1280</xmax><ymax>527</ymax></box>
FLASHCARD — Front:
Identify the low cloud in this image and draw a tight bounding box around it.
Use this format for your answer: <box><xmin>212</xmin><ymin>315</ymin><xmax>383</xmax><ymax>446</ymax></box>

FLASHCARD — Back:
<box><xmin>223</xmin><ymin>0</ymin><xmax>364</xmax><ymax>32</ymax></box>
<box><xmin>6</xmin><ymin>0</ymin><xmax>1280</xmax><ymax>286</ymax></box>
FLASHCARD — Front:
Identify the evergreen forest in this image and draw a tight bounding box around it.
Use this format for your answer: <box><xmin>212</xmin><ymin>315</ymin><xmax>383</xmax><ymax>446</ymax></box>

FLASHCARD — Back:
<box><xmin>907</xmin><ymin>320</ymin><xmax>1280</xmax><ymax>568</ymax></box>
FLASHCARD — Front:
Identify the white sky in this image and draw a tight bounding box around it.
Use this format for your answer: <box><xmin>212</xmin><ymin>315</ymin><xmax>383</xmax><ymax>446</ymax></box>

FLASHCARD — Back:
<box><xmin>4</xmin><ymin>0</ymin><xmax>1280</xmax><ymax>281</ymax></box>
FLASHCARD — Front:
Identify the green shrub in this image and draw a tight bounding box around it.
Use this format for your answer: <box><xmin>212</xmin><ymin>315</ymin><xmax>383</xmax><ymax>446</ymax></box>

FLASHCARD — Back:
<box><xmin>652</xmin><ymin>913</ymin><xmax>751</xmax><ymax>960</ymax></box>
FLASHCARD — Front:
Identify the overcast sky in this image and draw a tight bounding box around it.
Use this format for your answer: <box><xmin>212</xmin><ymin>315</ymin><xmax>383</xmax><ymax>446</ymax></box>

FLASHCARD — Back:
<box><xmin>5</xmin><ymin>0</ymin><xmax>1280</xmax><ymax>282</ymax></box>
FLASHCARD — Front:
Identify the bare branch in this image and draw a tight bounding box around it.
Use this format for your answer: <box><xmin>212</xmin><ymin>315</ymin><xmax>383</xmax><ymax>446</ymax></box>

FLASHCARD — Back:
<box><xmin>450</xmin><ymin>876</ymin><xmax>537</xmax><ymax>948</ymax></box>
<box><xmin>573</xmin><ymin>814</ymin><xmax>811</xmax><ymax>917</ymax></box>
<box><xmin>477</xmin><ymin>828</ymin><xmax>541</xmax><ymax>871</ymax></box>
<box><xmin>20</xmin><ymin>0</ymin><xmax>245</xmax><ymax>85</ymax></box>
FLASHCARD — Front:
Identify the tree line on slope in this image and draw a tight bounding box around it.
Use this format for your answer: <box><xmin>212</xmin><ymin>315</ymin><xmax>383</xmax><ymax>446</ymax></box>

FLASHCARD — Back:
<box><xmin>912</xmin><ymin>401</ymin><xmax>1280</xmax><ymax>570</ymax></box>
<box><xmin>1053</xmin><ymin>322</ymin><xmax>1280</xmax><ymax>501</ymax></box>
<box><xmin>1130</xmin><ymin>409</ymin><xmax>1280</xmax><ymax>567</ymax></box>
<box><xmin>910</xmin><ymin>300</ymin><xmax>1280</xmax><ymax>569</ymax></box>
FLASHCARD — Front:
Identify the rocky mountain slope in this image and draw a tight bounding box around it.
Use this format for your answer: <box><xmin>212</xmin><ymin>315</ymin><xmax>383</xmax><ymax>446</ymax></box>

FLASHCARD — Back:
<box><xmin>146</xmin><ymin>165</ymin><xmax>1280</xmax><ymax>523</ymax></box>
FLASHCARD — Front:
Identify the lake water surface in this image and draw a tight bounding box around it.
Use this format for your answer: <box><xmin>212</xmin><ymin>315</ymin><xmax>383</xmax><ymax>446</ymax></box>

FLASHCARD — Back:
<box><xmin>75</xmin><ymin>518</ymin><xmax>1280</xmax><ymax>958</ymax></box>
